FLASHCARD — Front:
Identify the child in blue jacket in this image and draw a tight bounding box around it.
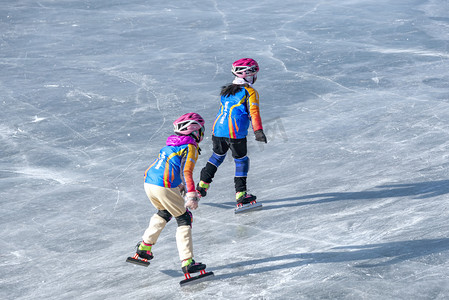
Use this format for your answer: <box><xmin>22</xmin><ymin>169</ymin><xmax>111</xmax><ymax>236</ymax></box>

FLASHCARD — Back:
<box><xmin>133</xmin><ymin>113</ymin><xmax>207</xmax><ymax>275</ymax></box>
<box><xmin>197</xmin><ymin>58</ymin><xmax>267</xmax><ymax>205</ymax></box>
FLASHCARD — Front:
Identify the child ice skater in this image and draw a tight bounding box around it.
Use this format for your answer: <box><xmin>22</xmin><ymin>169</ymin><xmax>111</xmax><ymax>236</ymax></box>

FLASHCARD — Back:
<box><xmin>132</xmin><ymin>113</ymin><xmax>207</xmax><ymax>275</ymax></box>
<box><xmin>196</xmin><ymin>58</ymin><xmax>267</xmax><ymax>205</ymax></box>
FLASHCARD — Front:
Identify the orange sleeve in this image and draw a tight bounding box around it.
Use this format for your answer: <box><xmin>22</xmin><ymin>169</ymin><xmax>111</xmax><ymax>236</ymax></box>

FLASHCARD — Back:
<box><xmin>246</xmin><ymin>86</ymin><xmax>263</xmax><ymax>132</ymax></box>
<box><xmin>183</xmin><ymin>144</ymin><xmax>199</xmax><ymax>192</ymax></box>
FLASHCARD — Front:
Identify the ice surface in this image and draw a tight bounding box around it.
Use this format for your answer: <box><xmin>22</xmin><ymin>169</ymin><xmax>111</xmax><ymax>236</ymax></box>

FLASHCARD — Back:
<box><xmin>1</xmin><ymin>0</ymin><xmax>449</xmax><ymax>299</ymax></box>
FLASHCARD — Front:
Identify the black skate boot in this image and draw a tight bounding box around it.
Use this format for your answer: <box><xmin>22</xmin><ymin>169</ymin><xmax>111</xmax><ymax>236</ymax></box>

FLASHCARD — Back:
<box><xmin>236</xmin><ymin>191</ymin><xmax>257</xmax><ymax>204</ymax></box>
<box><xmin>126</xmin><ymin>241</ymin><xmax>153</xmax><ymax>266</ymax></box>
<box><xmin>136</xmin><ymin>241</ymin><xmax>154</xmax><ymax>260</ymax></box>
<box><xmin>234</xmin><ymin>191</ymin><xmax>262</xmax><ymax>213</ymax></box>
<box><xmin>179</xmin><ymin>258</ymin><xmax>214</xmax><ymax>286</ymax></box>
<box><xmin>181</xmin><ymin>258</ymin><xmax>206</xmax><ymax>274</ymax></box>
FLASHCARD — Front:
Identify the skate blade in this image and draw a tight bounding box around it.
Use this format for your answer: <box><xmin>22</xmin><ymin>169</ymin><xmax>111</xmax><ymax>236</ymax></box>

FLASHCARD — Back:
<box><xmin>235</xmin><ymin>202</ymin><xmax>263</xmax><ymax>214</ymax></box>
<box><xmin>126</xmin><ymin>256</ymin><xmax>150</xmax><ymax>267</ymax></box>
<box><xmin>180</xmin><ymin>271</ymin><xmax>214</xmax><ymax>286</ymax></box>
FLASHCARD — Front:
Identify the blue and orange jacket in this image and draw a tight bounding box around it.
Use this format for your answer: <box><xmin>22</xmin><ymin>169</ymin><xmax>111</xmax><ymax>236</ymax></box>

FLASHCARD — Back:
<box><xmin>212</xmin><ymin>85</ymin><xmax>263</xmax><ymax>139</ymax></box>
<box><xmin>144</xmin><ymin>135</ymin><xmax>199</xmax><ymax>193</ymax></box>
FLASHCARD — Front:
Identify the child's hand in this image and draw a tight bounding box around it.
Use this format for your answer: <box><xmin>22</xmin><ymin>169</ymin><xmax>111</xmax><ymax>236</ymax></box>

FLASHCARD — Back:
<box><xmin>185</xmin><ymin>191</ymin><xmax>200</xmax><ymax>210</ymax></box>
<box><xmin>255</xmin><ymin>129</ymin><xmax>267</xmax><ymax>143</ymax></box>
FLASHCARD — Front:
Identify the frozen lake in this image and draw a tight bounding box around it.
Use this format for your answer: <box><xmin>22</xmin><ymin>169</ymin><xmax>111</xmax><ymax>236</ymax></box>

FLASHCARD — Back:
<box><xmin>1</xmin><ymin>0</ymin><xmax>449</xmax><ymax>299</ymax></box>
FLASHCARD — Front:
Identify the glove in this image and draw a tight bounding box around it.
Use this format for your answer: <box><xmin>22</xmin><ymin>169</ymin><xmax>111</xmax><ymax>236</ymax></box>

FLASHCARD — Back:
<box><xmin>185</xmin><ymin>191</ymin><xmax>200</xmax><ymax>210</ymax></box>
<box><xmin>254</xmin><ymin>129</ymin><xmax>267</xmax><ymax>143</ymax></box>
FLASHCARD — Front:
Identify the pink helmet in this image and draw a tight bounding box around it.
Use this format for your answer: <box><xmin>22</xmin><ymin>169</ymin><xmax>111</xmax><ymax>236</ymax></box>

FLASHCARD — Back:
<box><xmin>173</xmin><ymin>112</ymin><xmax>205</xmax><ymax>143</ymax></box>
<box><xmin>231</xmin><ymin>58</ymin><xmax>259</xmax><ymax>78</ymax></box>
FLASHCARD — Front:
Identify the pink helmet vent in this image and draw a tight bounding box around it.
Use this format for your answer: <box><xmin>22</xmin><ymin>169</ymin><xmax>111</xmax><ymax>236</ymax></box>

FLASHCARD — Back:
<box><xmin>231</xmin><ymin>58</ymin><xmax>259</xmax><ymax>78</ymax></box>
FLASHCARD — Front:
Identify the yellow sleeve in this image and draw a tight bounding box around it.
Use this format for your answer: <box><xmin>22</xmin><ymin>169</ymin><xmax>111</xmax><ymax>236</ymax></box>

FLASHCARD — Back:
<box><xmin>246</xmin><ymin>86</ymin><xmax>263</xmax><ymax>132</ymax></box>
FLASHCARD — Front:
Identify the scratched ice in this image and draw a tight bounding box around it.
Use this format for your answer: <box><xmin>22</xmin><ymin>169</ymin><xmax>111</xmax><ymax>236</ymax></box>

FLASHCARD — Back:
<box><xmin>1</xmin><ymin>0</ymin><xmax>449</xmax><ymax>299</ymax></box>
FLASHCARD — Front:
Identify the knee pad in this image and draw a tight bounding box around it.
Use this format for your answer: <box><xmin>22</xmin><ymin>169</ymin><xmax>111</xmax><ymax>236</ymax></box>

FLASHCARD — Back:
<box><xmin>157</xmin><ymin>210</ymin><xmax>172</xmax><ymax>223</ymax></box>
<box><xmin>234</xmin><ymin>156</ymin><xmax>249</xmax><ymax>177</ymax></box>
<box><xmin>208</xmin><ymin>152</ymin><xmax>226</xmax><ymax>167</ymax></box>
<box><xmin>175</xmin><ymin>209</ymin><xmax>193</xmax><ymax>227</ymax></box>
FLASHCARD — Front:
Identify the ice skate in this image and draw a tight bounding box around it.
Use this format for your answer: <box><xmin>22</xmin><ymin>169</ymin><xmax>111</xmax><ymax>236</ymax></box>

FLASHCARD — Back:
<box><xmin>181</xmin><ymin>258</ymin><xmax>206</xmax><ymax>274</ymax></box>
<box><xmin>236</xmin><ymin>191</ymin><xmax>257</xmax><ymax>204</ymax></box>
<box><xmin>126</xmin><ymin>241</ymin><xmax>153</xmax><ymax>266</ymax></box>
<box><xmin>235</xmin><ymin>191</ymin><xmax>262</xmax><ymax>214</ymax></box>
<box><xmin>136</xmin><ymin>241</ymin><xmax>154</xmax><ymax>260</ymax></box>
<box><xmin>180</xmin><ymin>258</ymin><xmax>214</xmax><ymax>286</ymax></box>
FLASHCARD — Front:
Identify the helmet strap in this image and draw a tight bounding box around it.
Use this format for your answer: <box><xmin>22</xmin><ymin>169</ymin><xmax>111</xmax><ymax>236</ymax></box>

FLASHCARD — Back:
<box><xmin>244</xmin><ymin>75</ymin><xmax>256</xmax><ymax>84</ymax></box>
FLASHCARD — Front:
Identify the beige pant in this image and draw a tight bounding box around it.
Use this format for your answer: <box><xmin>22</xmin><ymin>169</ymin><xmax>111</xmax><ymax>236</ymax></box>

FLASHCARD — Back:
<box><xmin>142</xmin><ymin>183</ymin><xmax>193</xmax><ymax>261</ymax></box>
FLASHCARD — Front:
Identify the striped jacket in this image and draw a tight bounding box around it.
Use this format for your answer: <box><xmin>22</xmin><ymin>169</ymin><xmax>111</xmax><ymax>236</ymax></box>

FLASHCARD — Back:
<box><xmin>212</xmin><ymin>85</ymin><xmax>263</xmax><ymax>139</ymax></box>
<box><xmin>144</xmin><ymin>135</ymin><xmax>199</xmax><ymax>193</ymax></box>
